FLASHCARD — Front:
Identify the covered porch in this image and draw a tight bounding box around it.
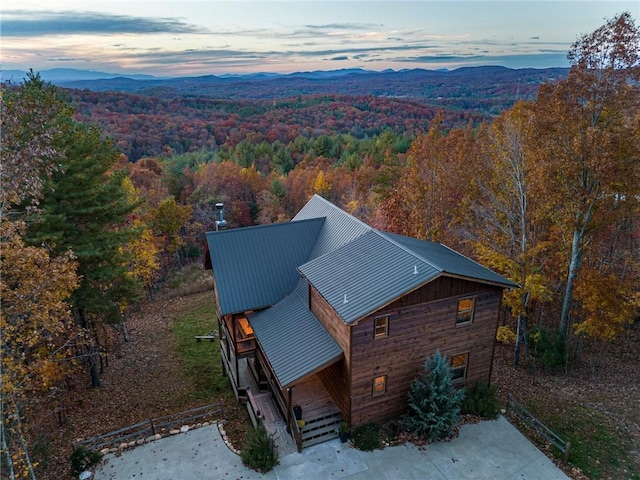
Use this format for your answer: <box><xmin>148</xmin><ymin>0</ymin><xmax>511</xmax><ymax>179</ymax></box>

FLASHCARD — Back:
<box><xmin>244</xmin><ymin>366</ymin><xmax>342</xmax><ymax>455</ymax></box>
<box><xmin>219</xmin><ymin>334</ymin><xmax>342</xmax><ymax>454</ymax></box>
<box><xmin>247</xmin><ymin>290</ymin><xmax>345</xmax><ymax>453</ymax></box>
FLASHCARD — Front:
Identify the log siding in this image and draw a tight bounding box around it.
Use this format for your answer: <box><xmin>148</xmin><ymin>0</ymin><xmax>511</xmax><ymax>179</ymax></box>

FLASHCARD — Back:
<box><xmin>309</xmin><ymin>286</ymin><xmax>352</xmax><ymax>422</ymax></box>
<box><xmin>349</xmin><ymin>278</ymin><xmax>503</xmax><ymax>426</ymax></box>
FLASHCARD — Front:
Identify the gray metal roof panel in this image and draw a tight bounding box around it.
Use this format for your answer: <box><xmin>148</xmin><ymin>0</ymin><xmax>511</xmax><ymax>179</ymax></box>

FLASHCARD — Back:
<box><xmin>206</xmin><ymin>217</ymin><xmax>325</xmax><ymax>315</ymax></box>
<box><xmin>298</xmin><ymin>230</ymin><xmax>441</xmax><ymax>324</ymax></box>
<box><xmin>383</xmin><ymin>233</ymin><xmax>518</xmax><ymax>288</ymax></box>
<box><xmin>293</xmin><ymin>194</ymin><xmax>371</xmax><ymax>259</ymax></box>
<box><xmin>249</xmin><ymin>291</ymin><xmax>343</xmax><ymax>387</ymax></box>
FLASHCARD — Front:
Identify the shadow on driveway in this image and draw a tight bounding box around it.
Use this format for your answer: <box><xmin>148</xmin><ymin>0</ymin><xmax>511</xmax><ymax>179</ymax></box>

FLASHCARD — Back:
<box><xmin>94</xmin><ymin>415</ymin><xmax>569</xmax><ymax>479</ymax></box>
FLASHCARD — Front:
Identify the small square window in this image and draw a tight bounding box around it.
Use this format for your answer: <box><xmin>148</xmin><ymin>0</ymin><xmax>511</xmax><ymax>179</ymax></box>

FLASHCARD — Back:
<box><xmin>456</xmin><ymin>298</ymin><xmax>475</xmax><ymax>325</ymax></box>
<box><xmin>372</xmin><ymin>375</ymin><xmax>387</xmax><ymax>396</ymax></box>
<box><xmin>451</xmin><ymin>353</ymin><xmax>468</xmax><ymax>382</ymax></box>
<box><xmin>374</xmin><ymin>316</ymin><xmax>389</xmax><ymax>338</ymax></box>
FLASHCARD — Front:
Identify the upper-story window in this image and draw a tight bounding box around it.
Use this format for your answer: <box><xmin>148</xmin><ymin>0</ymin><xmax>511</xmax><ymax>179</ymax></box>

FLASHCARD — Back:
<box><xmin>374</xmin><ymin>315</ymin><xmax>389</xmax><ymax>339</ymax></box>
<box><xmin>456</xmin><ymin>297</ymin><xmax>475</xmax><ymax>325</ymax></box>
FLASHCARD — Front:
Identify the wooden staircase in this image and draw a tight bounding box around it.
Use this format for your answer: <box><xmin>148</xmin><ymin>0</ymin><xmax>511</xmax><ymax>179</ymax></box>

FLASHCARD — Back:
<box><xmin>301</xmin><ymin>411</ymin><xmax>342</xmax><ymax>448</ymax></box>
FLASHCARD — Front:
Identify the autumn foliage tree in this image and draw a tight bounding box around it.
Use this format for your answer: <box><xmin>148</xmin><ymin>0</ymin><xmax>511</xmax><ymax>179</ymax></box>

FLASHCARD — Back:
<box><xmin>1</xmin><ymin>72</ymin><xmax>81</xmax><ymax>479</ymax></box>
<box><xmin>466</xmin><ymin>102</ymin><xmax>551</xmax><ymax>366</ymax></box>
<box><xmin>532</xmin><ymin>12</ymin><xmax>640</xmax><ymax>339</ymax></box>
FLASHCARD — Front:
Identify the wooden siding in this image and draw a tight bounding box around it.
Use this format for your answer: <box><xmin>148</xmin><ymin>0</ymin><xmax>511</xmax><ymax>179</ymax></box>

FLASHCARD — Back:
<box><xmin>309</xmin><ymin>286</ymin><xmax>352</xmax><ymax>422</ymax></box>
<box><xmin>350</xmin><ymin>279</ymin><xmax>503</xmax><ymax>427</ymax></box>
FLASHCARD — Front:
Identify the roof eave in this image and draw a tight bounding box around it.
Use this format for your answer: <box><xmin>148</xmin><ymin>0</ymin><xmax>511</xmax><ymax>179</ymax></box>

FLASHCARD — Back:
<box><xmin>281</xmin><ymin>352</ymin><xmax>344</xmax><ymax>388</ymax></box>
<box><xmin>348</xmin><ymin>271</ymin><xmax>517</xmax><ymax>325</ymax></box>
<box><xmin>440</xmin><ymin>272</ymin><xmax>519</xmax><ymax>289</ymax></box>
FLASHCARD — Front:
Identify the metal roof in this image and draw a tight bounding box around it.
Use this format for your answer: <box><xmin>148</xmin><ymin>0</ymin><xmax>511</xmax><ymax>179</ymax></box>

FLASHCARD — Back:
<box><xmin>298</xmin><ymin>230</ymin><xmax>441</xmax><ymax>324</ymax></box>
<box><xmin>383</xmin><ymin>233</ymin><xmax>518</xmax><ymax>288</ymax></box>
<box><xmin>206</xmin><ymin>217</ymin><xmax>324</xmax><ymax>315</ymax></box>
<box><xmin>298</xmin><ymin>229</ymin><xmax>517</xmax><ymax>325</ymax></box>
<box><xmin>293</xmin><ymin>194</ymin><xmax>371</xmax><ymax>260</ymax></box>
<box><xmin>249</xmin><ymin>289</ymin><xmax>344</xmax><ymax>388</ymax></box>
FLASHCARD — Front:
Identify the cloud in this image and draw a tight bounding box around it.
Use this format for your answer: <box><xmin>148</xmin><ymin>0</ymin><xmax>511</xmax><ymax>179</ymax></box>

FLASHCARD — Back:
<box><xmin>1</xmin><ymin>10</ymin><xmax>207</xmax><ymax>37</ymax></box>
<box><xmin>304</xmin><ymin>23</ymin><xmax>379</xmax><ymax>31</ymax></box>
<box><xmin>330</xmin><ymin>56</ymin><xmax>349</xmax><ymax>61</ymax></box>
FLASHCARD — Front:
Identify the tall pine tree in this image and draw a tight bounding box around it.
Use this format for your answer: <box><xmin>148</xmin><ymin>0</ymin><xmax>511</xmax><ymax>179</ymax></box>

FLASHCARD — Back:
<box><xmin>26</xmin><ymin>119</ymin><xmax>140</xmax><ymax>386</ymax></box>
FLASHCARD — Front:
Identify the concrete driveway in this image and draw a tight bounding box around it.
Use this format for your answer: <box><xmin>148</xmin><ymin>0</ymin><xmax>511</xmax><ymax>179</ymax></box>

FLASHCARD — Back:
<box><xmin>93</xmin><ymin>415</ymin><xmax>569</xmax><ymax>480</ymax></box>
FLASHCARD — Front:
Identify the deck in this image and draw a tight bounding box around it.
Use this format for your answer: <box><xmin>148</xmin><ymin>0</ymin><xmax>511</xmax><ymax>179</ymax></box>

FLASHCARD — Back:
<box><xmin>238</xmin><ymin>358</ymin><xmax>341</xmax><ymax>454</ymax></box>
<box><xmin>221</xmin><ymin>329</ymin><xmax>341</xmax><ymax>454</ymax></box>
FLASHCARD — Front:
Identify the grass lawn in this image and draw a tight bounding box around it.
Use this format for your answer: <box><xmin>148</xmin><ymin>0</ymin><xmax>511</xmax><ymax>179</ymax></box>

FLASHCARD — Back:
<box><xmin>525</xmin><ymin>400</ymin><xmax>639</xmax><ymax>479</ymax></box>
<box><xmin>171</xmin><ymin>291</ymin><xmax>230</xmax><ymax>400</ymax></box>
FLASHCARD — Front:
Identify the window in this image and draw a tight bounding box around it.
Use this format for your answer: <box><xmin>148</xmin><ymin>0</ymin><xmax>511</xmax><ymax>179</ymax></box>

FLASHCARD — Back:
<box><xmin>456</xmin><ymin>297</ymin><xmax>475</xmax><ymax>325</ymax></box>
<box><xmin>372</xmin><ymin>375</ymin><xmax>387</xmax><ymax>396</ymax></box>
<box><xmin>451</xmin><ymin>353</ymin><xmax>468</xmax><ymax>382</ymax></box>
<box><xmin>374</xmin><ymin>316</ymin><xmax>389</xmax><ymax>338</ymax></box>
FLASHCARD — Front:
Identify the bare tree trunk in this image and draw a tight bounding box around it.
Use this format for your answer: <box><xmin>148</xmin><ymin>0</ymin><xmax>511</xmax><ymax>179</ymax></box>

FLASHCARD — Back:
<box><xmin>1</xmin><ymin>419</ymin><xmax>16</xmax><ymax>480</ymax></box>
<box><xmin>514</xmin><ymin>313</ymin><xmax>528</xmax><ymax>367</ymax></box>
<box><xmin>560</xmin><ymin>229</ymin><xmax>584</xmax><ymax>337</ymax></box>
<box><xmin>77</xmin><ymin>308</ymin><xmax>101</xmax><ymax>387</ymax></box>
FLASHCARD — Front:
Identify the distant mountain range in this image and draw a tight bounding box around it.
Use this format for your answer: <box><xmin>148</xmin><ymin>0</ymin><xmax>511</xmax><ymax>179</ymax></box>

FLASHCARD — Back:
<box><xmin>1</xmin><ymin>67</ymin><xmax>425</xmax><ymax>83</ymax></box>
<box><xmin>2</xmin><ymin>66</ymin><xmax>569</xmax><ymax>114</ymax></box>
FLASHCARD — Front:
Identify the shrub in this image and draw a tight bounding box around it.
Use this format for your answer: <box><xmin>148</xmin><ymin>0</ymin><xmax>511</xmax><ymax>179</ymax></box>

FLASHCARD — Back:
<box><xmin>70</xmin><ymin>446</ymin><xmax>103</xmax><ymax>476</ymax></box>
<box><xmin>462</xmin><ymin>382</ymin><xmax>500</xmax><ymax>418</ymax></box>
<box><xmin>496</xmin><ymin>325</ymin><xmax>516</xmax><ymax>344</ymax></box>
<box><xmin>528</xmin><ymin>326</ymin><xmax>566</xmax><ymax>371</ymax></box>
<box><xmin>351</xmin><ymin>423</ymin><xmax>382</xmax><ymax>451</ymax></box>
<box><xmin>240</xmin><ymin>421</ymin><xmax>278</xmax><ymax>472</ymax></box>
<box><xmin>404</xmin><ymin>350</ymin><xmax>465</xmax><ymax>442</ymax></box>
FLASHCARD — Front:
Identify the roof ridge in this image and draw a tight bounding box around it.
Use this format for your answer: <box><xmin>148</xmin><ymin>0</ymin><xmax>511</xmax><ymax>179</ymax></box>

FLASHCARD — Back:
<box><xmin>302</xmin><ymin>194</ymin><xmax>374</xmax><ymax>232</ymax></box>
<box><xmin>374</xmin><ymin>230</ymin><xmax>444</xmax><ymax>273</ymax></box>
<box><xmin>208</xmin><ymin>216</ymin><xmax>323</xmax><ymax>235</ymax></box>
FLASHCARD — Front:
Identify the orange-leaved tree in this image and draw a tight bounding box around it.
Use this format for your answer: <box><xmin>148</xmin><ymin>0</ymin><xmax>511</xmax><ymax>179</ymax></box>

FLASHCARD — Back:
<box><xmin>532</xmin><ymin>12</ymin><xmax>640</xmax><ymax>339</ymax></box>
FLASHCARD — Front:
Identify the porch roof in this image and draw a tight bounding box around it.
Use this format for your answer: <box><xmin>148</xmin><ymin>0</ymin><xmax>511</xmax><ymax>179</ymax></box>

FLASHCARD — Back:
<box><xmin>249</xmin><ymin>289</ymin><xmax>343</xmax><ymax>388</ymax></box>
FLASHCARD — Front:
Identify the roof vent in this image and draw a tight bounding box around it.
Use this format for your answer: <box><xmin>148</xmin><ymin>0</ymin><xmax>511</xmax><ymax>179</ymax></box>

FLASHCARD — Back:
<box><xmin>215</xmin><ymin>202</ymin><xmax>228</xmax><ymax>231</ymax></box>
<box><xmin>414</xmin><ymin>265</ymin><xmax>419</xmax><ymax>275</ymax></box>
<box><xmin>343</xmin><ymin>294</ymin><xmax>349</xmax><ymax>304</ymax></box>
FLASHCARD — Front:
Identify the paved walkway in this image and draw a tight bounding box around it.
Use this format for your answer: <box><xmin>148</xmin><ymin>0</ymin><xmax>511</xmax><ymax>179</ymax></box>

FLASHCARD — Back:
<box><xmin>94</xmin><ymin>415</ymin><xmax>570</xmax><ymax>480</ymax></box>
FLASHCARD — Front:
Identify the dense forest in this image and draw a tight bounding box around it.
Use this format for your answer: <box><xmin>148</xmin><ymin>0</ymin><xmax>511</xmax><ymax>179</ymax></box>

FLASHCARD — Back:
<box><xmin>1</xmin><ymin>13</ymin><xmax>639</xmax><ymax>479</ymax></box>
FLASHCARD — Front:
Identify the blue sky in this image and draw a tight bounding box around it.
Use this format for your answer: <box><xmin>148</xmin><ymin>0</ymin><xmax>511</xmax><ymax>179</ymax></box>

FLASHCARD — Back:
<box><xmin>2</xmin><ymin>1</ymin><xmax>638</xmax><ymax>76</ymax></box>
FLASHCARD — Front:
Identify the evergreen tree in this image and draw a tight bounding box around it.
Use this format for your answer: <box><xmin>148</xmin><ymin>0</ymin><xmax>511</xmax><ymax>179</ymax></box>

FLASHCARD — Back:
<box><xmin>404</xmin><ymin>350</ymin><xmax>465</xmax><ymax>442</ymax></box>
<box><xmin>26</xmin><ymin>119</ymin><xmax>140</xmax><ymax>386</ymax></box>
<box><xmin>240</xmin><ymin>420</ymin><xmax>278</xmax><ymax>472</ymax></box>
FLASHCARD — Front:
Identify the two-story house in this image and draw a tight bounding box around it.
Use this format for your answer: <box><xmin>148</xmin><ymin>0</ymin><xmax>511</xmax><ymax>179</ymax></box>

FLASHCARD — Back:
<box><xmin>205</xmin><ymin>195</ymin><xmax>516</xmax><ymax>451</ymax></box>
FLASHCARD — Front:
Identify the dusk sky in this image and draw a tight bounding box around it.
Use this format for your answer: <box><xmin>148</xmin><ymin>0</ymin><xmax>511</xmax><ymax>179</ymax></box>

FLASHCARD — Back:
<box><xmin>3</xmin><ymin>1</ymin><xmax>638</xmax><ymax>77</ymax></box>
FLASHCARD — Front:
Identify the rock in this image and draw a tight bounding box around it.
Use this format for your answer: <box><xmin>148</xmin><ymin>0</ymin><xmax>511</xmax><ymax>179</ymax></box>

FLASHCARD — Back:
<box><xmin>202</xmin><ymin>422</ymin><xmax>209</xmax><ymax>427</ymax></box>
<box><xmin>154</xmin><ymin>434</ymin><xmax>162</xmax><ymax>440</ymax></box>
<box><xmin>219</xmin><ymin>429</ymin><xmax>226</xmax><ymax>436</ymax></box>
<box><xmin>127</xmin><ymin>441</ymin><xmax>136</xmax><ymax>448</ymax></box>
<box><xmin>119</xmin><ymin>443</ymin><xmax>128</xmax><ymax>450</ymax></box>
<box><xmin>136</xmin><ymin>439</ymin><xmax>145</xmax><ymax>445</ymax></box>
<box><xmin>170</xmin><ymin>429</ymin><xmax>180</xmax><ymax>435</ymax></box>
<box><xmin>146</xmin><ymin>435</ymin><xmax>157</xmax><ymax>443</ymax></box>
<box><xmin>79</xmin><ymin>471</ymin><xmax>92</xmax><ymax>480</ymax></box>
<box><xmin>100</xmin><ymin>448</ymin><xmax>110</xmax><ymax>455</ymax></box>
<box><xmin>180</xmin><ymin>425</ymin><xmax>190</xmax><ymax>433</ymax></box>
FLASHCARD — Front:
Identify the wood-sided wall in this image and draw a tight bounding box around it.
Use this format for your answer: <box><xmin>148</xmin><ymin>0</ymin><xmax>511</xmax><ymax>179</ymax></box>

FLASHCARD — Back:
<box><xmin>309</xmin><ymin>286</ymin><xmax>352</xmax><ymax>421</ymax></box>
<box><xmin>349</xmin><ymin>276</ymin><xmax>504</xmax><ymax>427</ymax></box>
